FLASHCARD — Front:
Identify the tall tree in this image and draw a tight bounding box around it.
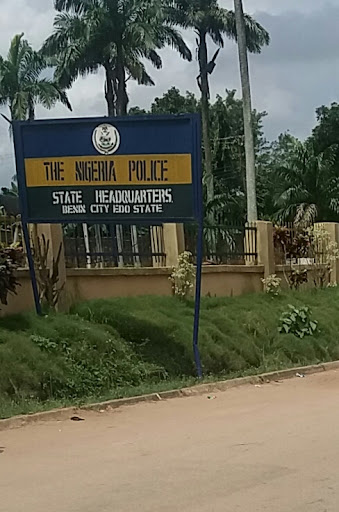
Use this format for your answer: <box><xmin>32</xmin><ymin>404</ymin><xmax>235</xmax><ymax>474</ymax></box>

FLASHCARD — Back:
<box><xmin>138</xmin><ymin>87</ymin><xmax>266</xmax><ymax>223</ymax></box>
<box><xmin>170</xmin><ymin>0</ymin><xmax>269</xmax><ymax>221</ymax></box>
<box><xmin>0</xmin><ymin>33</ymin><xmax>71</xmax><ymax>121</ymax></box>
<box><xmin>44</xmin><ymin>0</ymin><xmax>192</xmax><ymax>116</ymax></box>
<box><xmin>271</xmin><ymin>136</ymin><xmax>339</xmax><ymax>226</ymax></box>
<box><xmin>151</xmin><ymin>86</ymin><xmax>198</xmax><ymax>115</ymax></box>
<box><xmin>234</xmin><ymin>0</ymin><xmax>258</xmax><ymax>222</ymax></box>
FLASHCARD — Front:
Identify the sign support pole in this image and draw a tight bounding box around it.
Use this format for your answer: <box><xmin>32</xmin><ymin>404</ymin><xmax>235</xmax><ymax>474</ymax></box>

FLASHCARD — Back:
<box><xmin>22</xmin><ymin>222</ymin><xmax>42</xmax><ymax>316</ymax></box>
<box><xmin>192</xmin><ymin>218</ymin><xmax>203</xmax><ymax>379</ymax></box>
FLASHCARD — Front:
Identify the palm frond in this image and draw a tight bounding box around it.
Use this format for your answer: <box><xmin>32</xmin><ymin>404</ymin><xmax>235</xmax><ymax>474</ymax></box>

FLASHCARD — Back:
<box><xmin>126</xmin><ymin>58</ymin><xmax>155</xmax><ymax>86</ymax></box>
<box><xmin>158</xmin><ymin>25</ymin><xmax>192</xmax><ymax>61</ymax></box>
<box><xmin>222</xmin><ymin>10</ymin><xmax>270</xmax><ymax>53</ymax></box>
<box><xmin>295</xmin><ymin>203</ymin><xmax>318</xmax><ymax>228</ymax></box>
<box><xmin>54</xmin><ymin>0</ymin><xmax>98</xmax><ymax>14</ymax></box>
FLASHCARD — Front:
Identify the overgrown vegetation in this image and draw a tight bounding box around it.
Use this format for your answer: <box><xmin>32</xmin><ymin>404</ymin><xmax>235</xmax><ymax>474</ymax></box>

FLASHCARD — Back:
<box><xmin>1</xmin><ymin>289</ymin><xmax>339</xmax><ymax>419</ymax></box>
<box><xmin>0</xmin><ymin>246</ymin><xmax>23</xmax><ymax>306</ymax></box>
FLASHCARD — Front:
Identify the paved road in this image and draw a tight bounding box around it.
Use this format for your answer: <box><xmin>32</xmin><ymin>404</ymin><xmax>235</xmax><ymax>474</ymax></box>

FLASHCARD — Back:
<box><xmin>1</xmin><ymin>371</ymin><xmax>339</xmax><ymax>512</ymax></box>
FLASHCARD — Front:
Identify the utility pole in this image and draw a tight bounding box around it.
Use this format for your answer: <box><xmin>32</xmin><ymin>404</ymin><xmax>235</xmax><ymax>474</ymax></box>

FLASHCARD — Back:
<box><xmin>234</xmin><ymin>0</ymin><xmax>258</xmax><ymax>222</ymax></box>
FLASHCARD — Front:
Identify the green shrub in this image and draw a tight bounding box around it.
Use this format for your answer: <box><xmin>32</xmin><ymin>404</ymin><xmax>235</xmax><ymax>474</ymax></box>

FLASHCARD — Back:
<box><xmin>279</xmin><ymin>305</ymin><xmax>318</xmax><ymax>339</ymax></box>
<box><xmin>261</xmin><ymin>274</ymin><xmax>282</xmax><ymax>296</ymax></box>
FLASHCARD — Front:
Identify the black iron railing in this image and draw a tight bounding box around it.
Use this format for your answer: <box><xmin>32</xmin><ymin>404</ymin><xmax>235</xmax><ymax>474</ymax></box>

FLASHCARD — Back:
<box><xmin>63</xmin><ymin>223</ymin><xmax>166</xmax><ymax>268</ymax></box>
<box><xmin>185</xmin><ymin>223</ymin><xmax>257</xmax><ymax>265</ymax></box>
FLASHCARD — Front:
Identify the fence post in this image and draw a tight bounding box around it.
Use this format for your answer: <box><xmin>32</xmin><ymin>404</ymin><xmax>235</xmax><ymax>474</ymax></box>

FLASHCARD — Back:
<box><xmin>256</xmin><ymin>221</ymin><xmax>275</xmax><ymax>279</ymax></box>
<box><xmin>36</xmin><ymin>224</ymin><xmax>67</xmax><ymax>310</ymax></box>
<box><xmin>151</xmin><ymin>226</ymin><xmax>164</xmax><ymax>267</ymax></box>
<box><xmin>163</xmin><ymin>224</ymin><xmax>185</xmax><ymax>267</ymax></box>
<box><xmin>316</xmin><ymin>222</ymin><xmax>339</xmax><ymax>285</ymax></box>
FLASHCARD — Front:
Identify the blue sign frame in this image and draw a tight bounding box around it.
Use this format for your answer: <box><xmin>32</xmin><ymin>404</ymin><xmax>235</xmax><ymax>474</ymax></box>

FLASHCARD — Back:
<box><xmin>13</xmin><ymin>114</ymin><xmax>203</xmax><ymax>377</ymax></box>
<box><xmin>13</xmin><ymin>114</ymin><xmax>202</xmax><ymax>225</ymax></box>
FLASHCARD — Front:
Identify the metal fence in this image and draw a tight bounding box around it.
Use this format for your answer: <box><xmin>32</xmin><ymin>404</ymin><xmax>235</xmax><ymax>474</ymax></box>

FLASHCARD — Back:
<box><xmin>0</xmin><ymin>216</ymin><xmax>258</xmax><ymax>268</ymax></box>
<box><xmin>63</xmin><ymin>223</ymin><xmax>166</xmax><ymax>268</ymax></box>
<box><xmin>185</xmin><ymin>223</ymin><xmax>257</xmax><ymax>265</ymax></box>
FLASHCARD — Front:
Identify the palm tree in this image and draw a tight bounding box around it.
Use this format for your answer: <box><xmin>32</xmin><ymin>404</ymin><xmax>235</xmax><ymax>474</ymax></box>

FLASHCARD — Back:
<box><xmin>43</xmin><ymin>0</ymin><xmax>192</xmax><ymax>116</ymax></box>
<box><xmin>44</xmin><ymin>0</ymin><xmax>192</xmax><ymax>264</ymax></box>
<box><xmin>170</xmin><ymin>0</ymin><xmax>269</xmax><ymax>218</ymax></box>
<box><xmin>0</xmin><ymin>33</ymin><xmax>72</xmax><ymax>121</ymax></box>
<box><xmin>274</xmin><ymin>139</ymin><xmax>339</xmax><ymax>227</ymax></box>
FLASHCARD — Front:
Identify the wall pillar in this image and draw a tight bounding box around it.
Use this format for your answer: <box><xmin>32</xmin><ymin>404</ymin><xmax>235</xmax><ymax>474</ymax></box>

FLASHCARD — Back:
<box><xmin>163</xmin><ymin>224</ymin><xmax>185</xmax><ymax>267</ymax></box>
<box><xmin>256</xmin><ymin>221</ymin><xmax>275</xmax><ymax>279</ymax></box>
<box><xmin>315</xmin><ymin>222</ymin><xmax>339</xmax><ymax>285</ymax></box>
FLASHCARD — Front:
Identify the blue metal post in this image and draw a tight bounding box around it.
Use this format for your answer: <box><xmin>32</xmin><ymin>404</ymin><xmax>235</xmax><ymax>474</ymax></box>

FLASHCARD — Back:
<box><xmin>22</xmin><ymin>222</ymin><xmax>42</xmax><ymax>316</ymax></box>
<box><xmin>192</xmin><ymin>219</ymin><xmax>203</xmax><ymax>378</ymax></box>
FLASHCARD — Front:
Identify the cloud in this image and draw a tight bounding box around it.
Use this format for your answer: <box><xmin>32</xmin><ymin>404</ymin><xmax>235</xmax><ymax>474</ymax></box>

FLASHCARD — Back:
<box><xmin>1</xmin><ymin>0</ymin><xmax>339</xmax><ymax>186</ymax></box>
<box><xmin>257</xmin><ymin>6</ymin><xmax>339</xmax><ymax>63</ymax></box>
<box><xmin>222</xmin><ymin>0</ymin><xmax>335</xmax><ymax>15</ymax></box>
<box><xmin>0</xmin><ymin>0</ymin><xmax>54</xmax><ymax>55</ymax></box>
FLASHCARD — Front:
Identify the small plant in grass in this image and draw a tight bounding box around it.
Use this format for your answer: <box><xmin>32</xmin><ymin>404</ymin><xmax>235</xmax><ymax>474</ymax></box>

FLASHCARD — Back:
<box><xmin>279</xmin><ymin>305</ymin><xmax>318</xmax><ymax>339</ymax></box>
<box><xmin>261</xmin><ymin>274</ymin><xmax>281</xmax><ymax>296</ymax></box>
<box><xmin>169</xmin><ymin>251</ymin><xmax>196</xmax><ymax>300</ymax></box>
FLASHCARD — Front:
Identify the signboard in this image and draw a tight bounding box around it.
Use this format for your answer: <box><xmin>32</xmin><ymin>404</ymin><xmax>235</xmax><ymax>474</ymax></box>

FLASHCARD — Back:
<box><xmin>13</xmin><ymin>113</ymin><xmax>203</xmax><ymax>378</ymax></box>
<box><xmin>13</xmin><ymin>114</ymin><xmax>201</xmax><ymax>224</ymax></box>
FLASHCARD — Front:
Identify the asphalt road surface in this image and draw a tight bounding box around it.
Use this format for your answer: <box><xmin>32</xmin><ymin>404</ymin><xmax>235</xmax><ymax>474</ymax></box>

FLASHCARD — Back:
<box><xmin>1</xmin><ymin>371</ymin><xmax>339</xmax><ymax>512</ymax></box>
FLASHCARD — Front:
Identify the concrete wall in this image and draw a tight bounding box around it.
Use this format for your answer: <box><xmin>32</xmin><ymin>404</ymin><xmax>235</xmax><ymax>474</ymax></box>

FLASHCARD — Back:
<box><xmin>5</xmin><ymin>220</ymin><xmax>339</xmax><ymax>317</ymax></box>
<box><xmin>66</xmin><ymin>265</ymin><xmax>264</xmax><ymax>303</ymax></box>
<box><xmin>1</xmin><ymin>265</ymin><xmax>264</xmax><ymax>316</ymax></box>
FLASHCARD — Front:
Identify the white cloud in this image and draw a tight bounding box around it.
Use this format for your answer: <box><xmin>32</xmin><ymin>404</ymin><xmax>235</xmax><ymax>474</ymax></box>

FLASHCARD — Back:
<box><xmin>1</xmin><ymin>0</ymin><xmax>339</xmax><ymax>186</ymax></box>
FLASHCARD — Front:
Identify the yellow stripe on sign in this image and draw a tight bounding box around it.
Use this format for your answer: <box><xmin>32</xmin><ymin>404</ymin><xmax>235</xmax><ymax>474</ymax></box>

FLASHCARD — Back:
<box><xmin>24</xmin><ymin>154</ymin><xmax>192</xmax><ymax>187</ymax></box>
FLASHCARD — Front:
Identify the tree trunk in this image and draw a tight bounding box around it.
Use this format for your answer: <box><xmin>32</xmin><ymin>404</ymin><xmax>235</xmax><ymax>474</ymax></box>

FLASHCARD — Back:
<box><xmin>198</xmin><ymin>31</ymin><xmax>214</xmax><ymax>215</ymax></box>
<box><xmin>234</xmin><ymin>0</ymin><xmax>258</xmax><ymax>222</ymax></box>
<box><xmin>198</xmin><ymin>31</ymin><xmax>216</xmax><ymax>259</ymax></box>
<box><xmin>28</xmin><ymin>95</ymin><xmax>35</xmax><ymax>121</ymax></box>
<box><xmin>104</xmin><ymin>65</ymin><xmax>116</xmax><ymax>117</ymax></box>
<box><xmin>116</xmin><ymin>44</ymin><xmax>129</xmax><ymax>116</ymax></box>
<box><xmin>28</xmin><ymin>106</ymin><xmax>35</xmax><ymax>121</ymax></box>
<box><xmin>114</xmin><ymin>46</ymin><xmax>139</xmax><ymax>262</ymax></box>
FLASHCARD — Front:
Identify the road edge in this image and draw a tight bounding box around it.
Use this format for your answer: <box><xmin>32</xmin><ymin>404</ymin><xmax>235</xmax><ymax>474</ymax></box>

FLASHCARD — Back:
<box><xmin>1</xmin><ymin>360</ymin><xmax>339</xmax><ymax>431</ymax></box>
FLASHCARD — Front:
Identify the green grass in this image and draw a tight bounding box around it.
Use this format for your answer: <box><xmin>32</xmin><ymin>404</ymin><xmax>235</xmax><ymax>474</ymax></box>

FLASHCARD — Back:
<box><xmin>1</xmin><ymin>288</ymin><xmax>339</xmax><ymax>419</ymax></box>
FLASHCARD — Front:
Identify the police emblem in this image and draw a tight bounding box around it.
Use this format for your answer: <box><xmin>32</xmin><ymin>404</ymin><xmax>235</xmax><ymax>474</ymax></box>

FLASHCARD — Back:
<box><xmin>92</xmin><ymin>124</ymin><xmax>120</xmax><ymax>155</ymax></box>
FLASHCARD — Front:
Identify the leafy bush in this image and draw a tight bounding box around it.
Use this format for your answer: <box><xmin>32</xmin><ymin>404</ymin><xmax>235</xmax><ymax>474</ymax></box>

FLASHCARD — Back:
<box><xmin>274</xmin><ymin>226</ymin><xmax>311</xmax><ymax>263</ymax></box>
<box><xmin>279</xmin><ymin>305</ymin><xmax>318</xmax><ymax>338</ymax></box>
<box><xmin>0</xmin><ymin>246</ymin><xmax>24</xmax><ymax>306</ymax></box>
<box><xmin>169</xmin><ymin>251</ymin><xmax>196</xmax><ymax>299</ymax></box>
<box><xmin>288</xmin><ymin>268</ymin><xmax>309</xmax><ymax>290</ymax></box>
<box><xmin>262</xmin><ymin>274</ymin><xmax>281</xmax><ymax>296</ymax></box>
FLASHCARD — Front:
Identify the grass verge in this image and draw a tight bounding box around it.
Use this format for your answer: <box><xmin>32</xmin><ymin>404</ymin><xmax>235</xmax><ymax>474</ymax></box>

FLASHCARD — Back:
<box><xmin>1</xmin><ymin>288</ymin><xmax>339</xmax><ymax>419</ymax></box>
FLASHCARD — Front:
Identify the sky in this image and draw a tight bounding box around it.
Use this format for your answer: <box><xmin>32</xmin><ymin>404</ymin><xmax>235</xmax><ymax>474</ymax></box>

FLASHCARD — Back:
<box><xmin>0</xmin><ymin>0</ymin><xmax>339</xmax><ymax>185</ymax></box>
